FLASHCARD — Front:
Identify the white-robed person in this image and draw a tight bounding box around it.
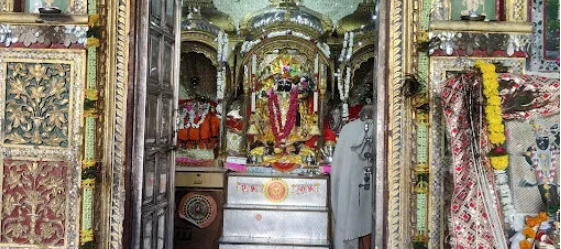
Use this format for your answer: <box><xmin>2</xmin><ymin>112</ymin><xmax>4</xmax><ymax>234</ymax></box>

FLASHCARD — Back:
<box><xmin>331</xmin><ymin>105</ymin><xmax>374</xmax><ymax>249</ymax></box>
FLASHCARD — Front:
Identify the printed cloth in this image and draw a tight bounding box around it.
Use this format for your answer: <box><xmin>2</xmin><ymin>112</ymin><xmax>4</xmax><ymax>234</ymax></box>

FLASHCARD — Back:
<box><xmin>499</xmin><ymin>74</ymin><xmax>560</xmax><ymax>120</ymax></box>
<box><xmin>440</xmin><ymin>75</ymin><xmax>499</xmax><ymax>249</ymax></box>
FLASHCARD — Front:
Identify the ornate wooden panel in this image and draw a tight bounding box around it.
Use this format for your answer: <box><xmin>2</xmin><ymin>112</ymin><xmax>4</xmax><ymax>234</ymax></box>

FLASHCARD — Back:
<box><xmin>0</xmin><ymin>48</ymin><xmax>86</xmax><ymax>249</ymax></box>
<box><xmin>1</xmin><ymin>160</ymin><xmax>67</xmax><ymax>246</ymax></box>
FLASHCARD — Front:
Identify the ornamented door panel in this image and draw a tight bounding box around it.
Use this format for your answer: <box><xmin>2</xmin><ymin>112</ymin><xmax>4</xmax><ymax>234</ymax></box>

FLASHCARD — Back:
<box><xmin>132</xmin><ymin>0</ymin><xmax>180</xmax><ymax>248</ymax></box>
<box><xmin>0</xmin><ymin>49</ymin><xmax>86</xmax><ymax>249</ymax></box>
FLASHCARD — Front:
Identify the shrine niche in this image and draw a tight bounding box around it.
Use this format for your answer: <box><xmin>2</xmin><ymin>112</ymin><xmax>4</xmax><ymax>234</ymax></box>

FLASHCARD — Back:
<box><xmin>241</xmin><ymin>42</ymin><xmax>329</xmax><ymax>172</ymax></box>
<box><xmin>431</xmin><ymin>61</ymin><xmax>560</xmax><ymax>249</ymax></box>
<box><xmin>175</xmin><ymin>6</ymin><xmax>231</xmax><ymax>167</ymax></box>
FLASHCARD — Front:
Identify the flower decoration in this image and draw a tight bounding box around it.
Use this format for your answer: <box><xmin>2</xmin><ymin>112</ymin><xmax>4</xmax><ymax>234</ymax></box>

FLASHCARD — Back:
<box><xmin>519</xmin><ymin>239</ymin><xmax>532</xmax><ymax>249</ymax></box>
<box><xmin>216</xmin><ymin>31</ymin><xmax>228</xmax><ymax>100</ymax></box>
<box><xmin>267</xmin><ymin>86</ymin><xmax>299</xmax><ymax>146</ymax></box>
<box><xmin>523</xmin><ymin>227</ymin><xmax>537</xmax><ymax>239</ymax></box>
<box><xmin>86</xmin><ymin>14</ymin><xmax>101</xmax><ymax>48</ymax></box>
<box><xmin>475</xmin><ymin>60</ymin><xmax>508</xmax><ymax>171</ymax></box>
<box><xmin>88</xmin><ymin>14</ymin><xmax>99</xmax><ymax>27</ymax></box>
<box><xmin>86</xmin><ymin>37</ymin><xmax>100</xmax><ymax>48</ymax></box>
<box><xmin>519</xmin><ymin>212</ymin><xmax>550</xmax><ymax>249</ymax></box>
<box><xmin>489</xmin><ymin>155</ymin><xmax>508</xmax><ymax>171</ymax></box>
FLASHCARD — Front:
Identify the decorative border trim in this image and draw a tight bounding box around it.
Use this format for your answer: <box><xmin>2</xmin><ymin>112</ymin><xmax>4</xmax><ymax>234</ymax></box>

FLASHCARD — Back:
<box><xmin>100</xmin><ymin>0</ymin><xmax>130</xmax><ymax>248</ymax></box>
<box><xmin>106</xmin><ymin>0</ymin><xmax>131</xmax><ymax>249</ymax></box>
<box><xmin>79</xmin><ymin>9</ymin><xmax>100</xmax><ymax>247</ymax></box>
<box><xmin>386</xmin><ymin>0</ymin><xmax>409</xmax><ymax>246</ymax></box>
<box><xmin>107</xmin><ymin>0</ymin><xmax>130</xmax><ymax>248</ymax></box>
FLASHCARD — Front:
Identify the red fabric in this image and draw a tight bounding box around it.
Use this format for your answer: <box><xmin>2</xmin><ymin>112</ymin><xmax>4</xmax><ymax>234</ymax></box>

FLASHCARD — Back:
<box><xmin>305</xmin><ymin>135</ymin><xmax>318</xmax><ymax>148</ymax></box>
<box><xmin>348</xmin><ymin>104</ymin><xmax>363</xmax><ymax>121</ymax></box>
<box><xmin>323</xmin><ymin>122</ymin><xmax>337</xmax><ymax>142</ymax></box>
<box><xmin>227</xmin><ymin>116</ymin><xmax>243</xmax><ymax>131</ymax></box>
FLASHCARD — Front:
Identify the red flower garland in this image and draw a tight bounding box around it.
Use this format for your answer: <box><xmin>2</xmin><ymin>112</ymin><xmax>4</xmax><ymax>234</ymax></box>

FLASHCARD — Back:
<box><xmin>268</xmin><ymin>86</ymin><xmax>299</xmax><ymax>145</ymax></box>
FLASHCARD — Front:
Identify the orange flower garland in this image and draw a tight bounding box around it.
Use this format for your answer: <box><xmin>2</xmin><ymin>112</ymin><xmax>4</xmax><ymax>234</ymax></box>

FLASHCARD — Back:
<box><xmin>522</xmin><ymin>227</ymin><xmax>537</xmax><ymax>239</ymax></box>
<box><xmin>519</xmin><ymin>239</ymin><xmax>532</xmax><ymax>249</ymax></box>
<box><xmin>520</xmin><ymin>212</ymin><xmax>549</xmax><ymax>249</ymax></box>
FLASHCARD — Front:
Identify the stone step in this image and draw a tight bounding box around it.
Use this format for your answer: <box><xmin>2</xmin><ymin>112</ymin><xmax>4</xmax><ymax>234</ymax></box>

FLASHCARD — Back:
<box><xmin>222</xmin><ymin>208</ymin><xmax>328</xmax><ymax>240</ymax></box>
<box><xmin>226</xmin><ymin>173</ymin><xmax>328</xmax><ymax>207</ymax></box>
<box><xmin>219</xmin><ymin>236</ymin><xmax>330</xmax><ymax>249</ymax></box>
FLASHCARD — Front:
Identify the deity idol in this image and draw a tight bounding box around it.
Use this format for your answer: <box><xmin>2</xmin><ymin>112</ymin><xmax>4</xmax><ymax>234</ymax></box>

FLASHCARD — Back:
<box><xmin>177</xmin><ymin>99</ymin><xmax>220</xmax><ymax>150</ymax></box>
<box><xmin>247</xmin><ymin>53</ymin><xmax>319</xmax><ymax>165</ymax></box>
<box><xmin>524</xmin><ymin>122</ymin><xmax>560</xmax><ymax>215</ymax></box>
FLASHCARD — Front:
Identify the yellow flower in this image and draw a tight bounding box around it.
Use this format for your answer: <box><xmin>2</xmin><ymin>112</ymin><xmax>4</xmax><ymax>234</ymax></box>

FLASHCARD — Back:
<box><xmin>483</xmin><ymin>79</ymin><xmax>499</xmax><ymax>90</ymax></box>
<box><xmin>417</xmin><ymin>31</ymin><xmax>429</xmax><ymax>43</ymax></box>
<box><xmin>88</xmin><ymin>14</ymin><xmax>99</xmax><ymax>27</ymax></box>
<box><xmin>474</xmin><ymin>60</ymin><xmax>485</xmax><ymax>68</ymax></box>
<box><xmin>82</xmin><ymin>160</ymin><xmax>96</xmax><ymax>169</ymax></box>
<box><xmin>489</xmin><ymin>132</ymin><xmax>506</xmax><ymax>144</ymax></box>
<box><xmin>480</xmin><ymin>64</ymin><xmax>496</xmax><ymax>73</ymax></box>
<box><xmin>85</xmin><ymin>89</ymin><xmax>98</xmax><ymax>100</ymax></box>
<box><xmin>485</xmin><ymin>106</ymin><xmax>502</xmax><ymax>117</ymax></box>
<box><xmin>487</xmin><ymin>96</ymin><xmax>502</xmax><ymax>106</ymax></box>
<box><xmin>486</xmin><ymin>115</ymin><xmax>503</xmax><ymax>127</ymax></box>
<box><xmin>81</xmin><ymin>229</ymin><xmax>94</xmax><ymax>242</ymax></box>
<box><xmin>490</xmin><ymin>155</ymin><xmax>508</xmax><ymax>170</ymax></box>
<box><xmin>87</xmin><ymin>38</ymin><xmax>100</xmax><ymax>48</ymax></box>
<box><xmin>483</xmin><ymin>73</ymin><xmax>498</xmax><ymax>82</ymax></box>
<box><xmin>488</xmin><ymin>123</ymin><xmax>505</xmax><ymax>133</ymax></box>
<box><xmin>84</xmin><ymin>109</ymin><xmax>98</xmax><ymax>118</ymax></box>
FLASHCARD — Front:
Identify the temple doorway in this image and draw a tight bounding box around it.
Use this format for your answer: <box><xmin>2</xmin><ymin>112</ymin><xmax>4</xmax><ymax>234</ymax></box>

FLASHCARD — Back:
<box><xmin>127</xmin><ymin>0</ymin><xmax>380</xmax><ymax>249</ymax></box>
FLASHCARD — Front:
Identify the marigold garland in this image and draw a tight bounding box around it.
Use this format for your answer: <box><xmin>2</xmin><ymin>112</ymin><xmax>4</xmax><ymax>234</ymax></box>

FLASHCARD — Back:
<box><xmin>475</xmin><ymin>60</ymin><xmax>508</xmax><ymax>170</ymax></box>
<box><xmin>489</xmin><ymin>155</ymin><xmax>509</xmax><ymax>171</ymax></box>
<box><xmin>519</xmin><ymin>239</ymin><xmax>532</xmax><ymax>249</ymax></box>
<box><xmin>519</xmin><ymin>212</ymin><xmax>549</xmax><ymax>249</ymax></box>
<box><xmin>522</xmin><ymin>227</ymin><xmax>537</xmax><ymax>239</ymax></box>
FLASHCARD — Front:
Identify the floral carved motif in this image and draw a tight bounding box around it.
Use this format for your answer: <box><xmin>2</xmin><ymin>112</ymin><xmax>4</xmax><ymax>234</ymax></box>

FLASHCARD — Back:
<box><xmin>3</xmin><ymin>62</ymin><xmax>71</xmax><ymax>147</ymax></box>
<box><xmin>1</xmin><ymin>160</ymin><xmax>67</xmax><ymax>246</ymax></box>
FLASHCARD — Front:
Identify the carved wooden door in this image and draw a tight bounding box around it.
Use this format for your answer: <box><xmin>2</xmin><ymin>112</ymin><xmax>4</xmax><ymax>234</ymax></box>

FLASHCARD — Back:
<box><xmin>131</xmin><ymin>0</ymin><xmax>181</xmax><ymax>248</ymax></box>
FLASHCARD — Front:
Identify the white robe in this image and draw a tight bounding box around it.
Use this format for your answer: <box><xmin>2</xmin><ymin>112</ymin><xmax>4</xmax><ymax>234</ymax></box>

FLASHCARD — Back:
<box><xmin>331</xmin><ymin>120</ymin><xmax>373</xmax><ymax>249</ymax></box>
